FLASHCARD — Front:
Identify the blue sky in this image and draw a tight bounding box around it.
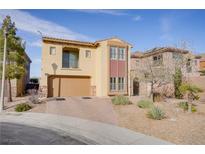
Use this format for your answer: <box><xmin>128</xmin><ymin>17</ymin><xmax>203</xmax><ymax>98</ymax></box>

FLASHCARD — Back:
<box><xmin>0</xmin><ymin>9</ymin><xmax>205</xmax><ymax>77</ymax></box>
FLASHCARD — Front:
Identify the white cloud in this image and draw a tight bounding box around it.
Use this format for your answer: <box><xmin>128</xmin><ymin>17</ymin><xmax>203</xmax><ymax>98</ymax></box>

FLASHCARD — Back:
<box><xmin>133</xmin><ymin>15</ymin><xmax>141</xmax><ymax>21</ymax></box>
<box><xmin>74</xmin><ymin>9</ymin><xmax>128</xmax><ymax>16</ymax></box>
<box><xmin>0</xmin><ymin>10</ymin><xmax>93</xmax><ymax>41</ymax></box>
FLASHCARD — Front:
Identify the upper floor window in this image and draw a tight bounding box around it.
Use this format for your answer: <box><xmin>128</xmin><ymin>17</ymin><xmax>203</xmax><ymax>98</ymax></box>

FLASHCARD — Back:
<box><xmin>194</xmin><ymin>59</ymin><xmax>198</xmax><ymax>66</ymax></box>
<box><xmin>153</xmin><ymin>54</ymin><xmax>163</xmax><ymax>66</ymax></box>
<box><xmin>62</xmin><ymin>50</ymin><xmax>79</xmax><ymax>68</ymax></box>
<box><xmin>85</xmin><ymin>50</ymin><xmax>91</xmax><ymax>58</ymax></box>
<box><xmin>186</xmin><ymin>59</ymin><xmax>192</xmax><ymax>73</ymax></box>
<box><xmin>110</xmin><ymin>47</ymin><xmax>117</xmax><ymax>60</ymax></box>
<box><xmin>118</xmin><ymin>48</ymin><xmax>126</xmax><ymax>60</ymax></box>
<box><xmin>136</xmin><ymin>60</ymin><xmax>140</xmax><ymax>66</ymax></box>
<box><xmin>172</xmin><ymin>52</ymin><xmax>182</xmax><ymax>61</ymax></box>
<box><xmin>50</xmin><ymin>47</ymin><xmax>56</xmax><ymax>55</ymax></box>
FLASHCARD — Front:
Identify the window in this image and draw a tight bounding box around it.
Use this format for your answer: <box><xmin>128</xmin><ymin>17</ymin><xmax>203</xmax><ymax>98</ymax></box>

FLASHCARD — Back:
<box><xmin>110</xmin><ymin>47</ymin><xmax>117</xmax><ymax>60</ymax></box>
<box><xmin>118</xmin><ymin>77</ymin><xmax>125</xmax><ymax>91</ymax></box>
<box><xmin>85</xmin><ymin>50</ymin><xmax>91</xmax><ymax>58</ymax></box>
<box><xmin>62</xmin><ymin>50</ymin><xmax>79</xmax><ymax>68</ymax></box>
<box><xmin>186</xmin><ymin>59</ymin><xmax>192</xmax><ymax>73</ymax></box>
<box><xmin>172</xmin><ymin>52</ymin><xmax>182</xmax><ymax>61</ymax></box>
<box><xmin>153</xmin><ymin>54</ymin><xmax>163</xmax><ymax>66</ymax></box>
<box><xmin>110</xmin><ymin>77</ymin><xmax>117</xmax><ymax>91</ymax></box>
<box><xmin>136</xmin><ymin>60</ymin><xmax>140</xmax><ymax>66</ymax></box>
<box><xmin>195</xmin><ymin>60</ymin><xmax>198</xmax><ymax>66</ymax></box>
<box><xmin>118</xmin><ymin>48</ymin><xmax>126</xmax><ymax>60</ymax></box>
<box><xmin>50</xmin><ymin>47</ymin><xmax>56</xmax><ymax>55</ymax></box>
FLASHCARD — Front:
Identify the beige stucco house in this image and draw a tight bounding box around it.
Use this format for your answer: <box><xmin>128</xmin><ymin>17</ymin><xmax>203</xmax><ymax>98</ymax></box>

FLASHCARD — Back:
<box><xmin>130</xmin><ymin>47</ymin><xmax>200</xmax><ymax>97</ymax></box>
<box><xmin>40</xmin><ymin>36</ymin><xmax>132</xmax><ymax>97</ymax></box>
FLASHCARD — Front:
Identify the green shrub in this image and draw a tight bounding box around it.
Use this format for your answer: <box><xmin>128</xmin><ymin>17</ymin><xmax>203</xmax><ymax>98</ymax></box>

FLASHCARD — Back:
<box><xmin>178</xmin><ymin>102</ymin><xmax>197</xmax><ymax>112</ymax></box>
<box><xmin>137</xmin><ymin>100</ymin><xmax>153</xmax><ymax>108</ymax></box>
<box><xmin>147</xmin><ymin>106</ymin><xmax>165</xmax><ymax>120</ymax></box>
<box><xmin>111</xmin><ymin>95</ymin><xmax>131</xmax><ymax>105</ymax></box>
<box><xmin>15</xmin><ymin>103</ymin><xmax>32</xmax><ymax>112</ymax></box>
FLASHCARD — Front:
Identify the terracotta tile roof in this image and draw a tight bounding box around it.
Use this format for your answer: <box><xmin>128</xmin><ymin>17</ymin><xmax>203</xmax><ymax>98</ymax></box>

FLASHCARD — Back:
<box><xmin>42</xmin><ymin>36</ymin><xmax>99</xmax><ymax>48</ymax></box>
<box><xmin>200</xmin><ymin>58</ymin><xmax>205</xmax><ymax>62</ymax></box>
<box><xmin>131</xmin><ymin>47</ymin><xmax>189</xmax><ymax>58</ymax></box>
<box><xmin>131</xmin><ymin>51</ymin><xmax>143</xmax><ymax>58</ymax></box>
<box><xmin>95</xmin><ymin>36</ymin><xmax>133</xmax><ymax>47</ymax></box>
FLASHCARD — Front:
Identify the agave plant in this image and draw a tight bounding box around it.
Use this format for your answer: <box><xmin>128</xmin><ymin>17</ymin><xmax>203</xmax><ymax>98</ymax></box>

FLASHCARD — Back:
<box><xmin>147</xmin><ymin>106</ymin><xmax>165</xmax><ymax>120</ymax></box>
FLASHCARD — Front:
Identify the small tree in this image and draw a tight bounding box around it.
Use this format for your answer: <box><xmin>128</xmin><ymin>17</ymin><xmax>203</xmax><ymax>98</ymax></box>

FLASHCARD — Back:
<box><xmin>173</xmin><ymin>68</ymin><xmax>183</xmax><ymax>98</ymax></box>
<box><xmin>0</xmin><ymin>16</ymin><xmax>26</xmax><ymax>102</ymax></box>
<box><xmin>179</xmin><ymin>83</ymin><xmax>203</xmax><ymax>113</ymax></box>
<box><xmin>135</xmin><ymin>54</ymin><xmax>174</xmax><ymax>102</ymax></box>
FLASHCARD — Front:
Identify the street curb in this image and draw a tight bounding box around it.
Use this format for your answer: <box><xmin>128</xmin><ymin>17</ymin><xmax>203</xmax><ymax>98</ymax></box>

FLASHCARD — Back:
<box><xmin>0</xmin><ymin>112</ymin><xmax>173</xmax><ymax>145</ymax></box>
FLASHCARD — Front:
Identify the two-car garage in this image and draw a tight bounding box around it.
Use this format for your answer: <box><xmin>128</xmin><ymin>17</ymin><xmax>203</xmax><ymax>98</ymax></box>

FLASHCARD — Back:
<box><xmin>48</xmin><ymin>75</ymin><xmax>91</xmax><ymax>97</ymax></box>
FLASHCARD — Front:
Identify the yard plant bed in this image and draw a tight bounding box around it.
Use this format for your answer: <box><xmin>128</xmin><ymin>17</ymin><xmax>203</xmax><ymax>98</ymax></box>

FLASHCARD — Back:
<box><xmin>6</xmin><ymin>96</ymin><xmax>205</xmax><ymax>144</ymax></box>
<box><xmin>113</xmin><ymin>99</ymin><xmax>205</xmax><ymax>144</ymax></box>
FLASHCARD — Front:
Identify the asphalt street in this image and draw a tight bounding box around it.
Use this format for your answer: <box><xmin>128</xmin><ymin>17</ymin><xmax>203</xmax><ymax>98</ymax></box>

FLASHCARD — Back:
<box><xmin>0</xmin><ymin>122</ymin><xmax>86</xmax><ymax>145</ymax></box>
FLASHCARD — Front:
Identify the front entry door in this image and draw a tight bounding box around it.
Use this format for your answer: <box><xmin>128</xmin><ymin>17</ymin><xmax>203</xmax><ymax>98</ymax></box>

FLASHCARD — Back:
<box><xmin>133</xmin><ymin>80</ymin><xmax>139</xmax><ymax>96</ymax></box>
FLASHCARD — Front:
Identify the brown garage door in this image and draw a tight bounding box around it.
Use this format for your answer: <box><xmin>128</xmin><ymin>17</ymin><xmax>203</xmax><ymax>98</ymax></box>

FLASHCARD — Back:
<box><xmin>48</xmin><ymin>75</ymin><xmax>91</xmax><ymax>97</ymax></box>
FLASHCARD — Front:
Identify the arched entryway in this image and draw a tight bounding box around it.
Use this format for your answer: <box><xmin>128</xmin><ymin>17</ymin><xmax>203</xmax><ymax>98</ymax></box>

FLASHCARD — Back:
<box><xmin>133</xmin><ymin>77</ymin><xmax>139</xmax><ymax>96</ymax></box>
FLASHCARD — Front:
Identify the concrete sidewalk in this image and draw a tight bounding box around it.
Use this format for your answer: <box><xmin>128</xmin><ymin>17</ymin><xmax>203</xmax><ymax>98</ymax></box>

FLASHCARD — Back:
<box><xmin>0</xmin><ymin>112</ymin><xmax>173</xmax><ymax>145</ymax></box>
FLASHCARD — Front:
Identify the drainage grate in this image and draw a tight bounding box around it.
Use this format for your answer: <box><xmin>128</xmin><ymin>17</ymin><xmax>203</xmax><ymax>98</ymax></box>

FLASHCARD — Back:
<box><xmin>81</xmin><ymin>97</ymin><xmax>92</xmax><ymax>99</ymax></box>
<box><xmin>56</xmin><ymin>97</ymin><xmax>66</xmax><ymax>101</ymax></box>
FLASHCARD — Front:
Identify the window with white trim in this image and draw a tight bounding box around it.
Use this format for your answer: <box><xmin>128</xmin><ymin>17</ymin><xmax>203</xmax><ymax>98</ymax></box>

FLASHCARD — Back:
<box><xmin>110</xmin><ymin>77</ymin><xmax>117</xmax><ymax>91</ymax></box>
<box><xmin>118</xmin><ymin>48</ymin><xmax>126</xmax><ymax>60</ymax></box>
<box><xmin>62</xmin><ymin>50</ymin><xmax>79</xmax><ymax>68</ymax></box>
<box><xmin>110</xmin><ymin>47</ymin><xmax>117</xmax><ymax>60</ymax></box>
<box><xmin>85</xmin><ymin>50</ymin><xmax>91</xmax><ymax>58</ymax></box>
<box><xmin>118</xmin><ymin>77</ymin><xmax>125</xmax><ymax>91</ymax></box>
<box><xmin>50</xmin><ymin>47</ymin><xmax>56</xmax><ymax>55</ymax></box>
<box><xmin>153</xmin><ymin>54</ymin><xmax>163</xmax><ymax>66</ymax></box>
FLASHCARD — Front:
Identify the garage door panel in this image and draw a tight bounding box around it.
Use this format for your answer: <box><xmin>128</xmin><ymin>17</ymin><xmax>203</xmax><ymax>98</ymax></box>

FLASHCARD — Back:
<box><xmin>48</xmin><ymin>76</ymin><xmax>91</xmax><ymax>97</ymax></box>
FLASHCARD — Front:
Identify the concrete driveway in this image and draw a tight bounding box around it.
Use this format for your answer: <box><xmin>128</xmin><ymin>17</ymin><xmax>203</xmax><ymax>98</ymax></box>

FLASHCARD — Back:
<box><xmin>31</xmin><ymin>97</ymin><xmax>118</xmax><ymax>125</ymax></box>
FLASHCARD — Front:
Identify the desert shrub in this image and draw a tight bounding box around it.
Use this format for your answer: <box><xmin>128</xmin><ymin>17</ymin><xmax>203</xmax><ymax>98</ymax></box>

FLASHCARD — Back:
<box><xmin>15</xmin><ymin>103</ymin><xmax>32</xmax><ymax>112</ymax></box>
<box><xmin>147</xmin><ymin>106</ymin><xmax>165</xmax><ymax>120</ymax></box>
<box><xmin>178</xmin><ymin>102</ymin><xmax>197</xmax><ymax>112</ymax></box>
<box><xmin>137</xmin><ymin>100</ymin><xmax>153</xmax><ymax>108</ymax></box>
<box><xmin>111</xmin><ymin>95</ymin><xmax>131</xmax><ymax>105</ymax></box>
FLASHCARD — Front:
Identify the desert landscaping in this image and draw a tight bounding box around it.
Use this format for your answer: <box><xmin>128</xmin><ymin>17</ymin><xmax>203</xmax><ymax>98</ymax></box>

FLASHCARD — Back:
<box><xmin>113</xmin><ymin>97</ymin><xmax>205</xmax><ymax>144</ymax></box>
<box><xmin>4</xmin><ymin>94</ymin><xmax>205</xmax><ymax>144</ymax></box>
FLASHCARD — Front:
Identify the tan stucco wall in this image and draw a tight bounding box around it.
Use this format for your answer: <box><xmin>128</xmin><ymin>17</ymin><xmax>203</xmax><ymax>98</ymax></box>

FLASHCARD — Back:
<box><xmin>40</xmin><ymin>43</ymin><xmax>96</xmax><ymax>86</ymax></box>
<box><xmin>40</xmin><ymin>38</ymin><xmax>131</xmax><ymax>97</ymax></box>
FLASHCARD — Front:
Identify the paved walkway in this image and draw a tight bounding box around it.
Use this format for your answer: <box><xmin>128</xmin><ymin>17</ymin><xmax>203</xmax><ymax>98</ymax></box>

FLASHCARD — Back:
<box><xmin>30</xmin><ymin>97</ymin><xmax>118</xmax><ymax>125</ymax></box>
<box><xmin>0</xmin><ymin>112</ymin><xmax>172</xmax><ymax>145</ymax></box>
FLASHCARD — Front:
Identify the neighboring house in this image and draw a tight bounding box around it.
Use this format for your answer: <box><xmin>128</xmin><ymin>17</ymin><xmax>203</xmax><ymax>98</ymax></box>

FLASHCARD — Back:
<box><xmin>200</xmin><ymin>58</ymin><xmax>205</xmax><ymax>70</ymax></box>
<box><xmin>40</xmin><ymin>36</ymin><xmax>132</xmax><ymax>97</ymax></box>
<box><xmin>0</xmin><ymin>52</ymin><xmax>31</xmax><ymax>97</ymax></box>
<box><xmin>130</xmin><ymin>47</ymin><xmax>198</xmax><ymax>97</ymax></box>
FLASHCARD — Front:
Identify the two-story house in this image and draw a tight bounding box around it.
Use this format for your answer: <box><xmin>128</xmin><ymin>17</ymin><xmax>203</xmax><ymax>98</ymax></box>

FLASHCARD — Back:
<box><xmin>130</xmin><ymin>47</ymin><xmax>198</xmax><ymax>97</ymax></box>
<box><xmin>40</xmin><ymin>37</ymin><xmax>132</xmax><ymax>97</ymax></box>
